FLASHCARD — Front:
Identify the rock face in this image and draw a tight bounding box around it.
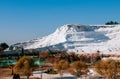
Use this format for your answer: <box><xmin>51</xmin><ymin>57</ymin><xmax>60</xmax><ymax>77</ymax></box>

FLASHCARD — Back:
<box><xmin>13</xmin><ymin>24</ymin><xmax>120</xmax><ymax>54</ymax></box>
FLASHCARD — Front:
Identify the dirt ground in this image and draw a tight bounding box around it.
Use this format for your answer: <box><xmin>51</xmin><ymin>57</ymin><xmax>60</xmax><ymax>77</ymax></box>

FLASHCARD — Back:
<box><xmin>0</xmin><ymin>67</ymin><xmax>12</xmax><ymax>78</ymax></box>
<box><xmin>0</xmin><ymin>68</ymin><xmax>42</xmax><ymax>79</ymax></box>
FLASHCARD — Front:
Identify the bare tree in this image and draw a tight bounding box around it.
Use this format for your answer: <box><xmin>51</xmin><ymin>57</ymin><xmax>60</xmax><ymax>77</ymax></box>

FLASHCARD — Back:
<box><xmin>55</xmin><ymin>60</ymin><xmax>69</xmax><ymax>79</ymax></box>
<box><xmin>13</xmin><ymin>56</ymin><xmax>34</xmax><ymax>79</ymax></box>
<box><xmin>39</xmin><ymin>51</ymin><xmax>49</xmax><ymax>60</ymax></box>
<box><xmin>69</xmin><ymin>61</ymin><xmax>88</xmax><ymax>78</ymax></box>
<box><xmin>94</xmin><ymin>59</ymin><xmax>120</xmax><ymax>79</ymax></box>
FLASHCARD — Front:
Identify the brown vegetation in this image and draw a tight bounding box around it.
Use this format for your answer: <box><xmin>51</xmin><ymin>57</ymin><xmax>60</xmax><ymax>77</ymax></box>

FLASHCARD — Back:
<box><xmin>13</xmin><ymin>56</ymin><xmax>34</xmax><ymax>79</ymax></box>
<box><xmin>94</xmin><ymin>59</ymin><xmax>120</xmax><ymax>79</ymax></box>
<box><xmin>0</xmin><ymin>68</ymin><xmax>11</xmax><ymax>77</ymax></box>
<box><xmin>55</xmin><ymin>60</ymin><xmax>69</xmax><ymax>78</ymax></box>
<box><xmin>2</xmin><ymin>49</ymin><xmax>120</xmax><ymax>79</ymax></box>
<box><xmin>21</xmin><ymin>78</ymin><xmax>41</xmax><ymax>79</ymax></box>
<box><xmin>39</xmin><ymin>51</ymin><xmax>49</xmax><ymax>60</ymax></box>
<box><xmin>69</xmin><ymin>61</ymin><xmax>88</xmax><ymax>78</ymax></box>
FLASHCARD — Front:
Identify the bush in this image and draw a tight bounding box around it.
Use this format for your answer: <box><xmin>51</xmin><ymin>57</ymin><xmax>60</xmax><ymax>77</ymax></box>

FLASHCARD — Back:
<box><xmin>0</xmin><ymin>43</ymin><xmax>9</xmax><ymax>50</ymax></box>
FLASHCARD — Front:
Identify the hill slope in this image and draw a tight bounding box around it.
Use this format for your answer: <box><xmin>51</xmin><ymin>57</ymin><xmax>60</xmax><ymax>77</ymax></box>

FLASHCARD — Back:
<box><xmin>13</xmin><ymin>24</ymin><xmax>120</xmax><ymax>54</ymax></box>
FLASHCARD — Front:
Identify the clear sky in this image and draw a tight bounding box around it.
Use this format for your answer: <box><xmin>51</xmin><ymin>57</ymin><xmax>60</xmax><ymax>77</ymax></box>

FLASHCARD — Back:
<box><xmin>0</xmin><ymin>0</ymin><xmax>120</xmax><ymax>45</ymax></box>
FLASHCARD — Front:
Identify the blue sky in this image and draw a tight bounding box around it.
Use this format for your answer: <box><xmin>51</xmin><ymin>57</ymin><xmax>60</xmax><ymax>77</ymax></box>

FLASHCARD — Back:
<box><xmin>0</xmin><ymin>0</ymin><xmax>120</xmax><ymax>45</ymax></box>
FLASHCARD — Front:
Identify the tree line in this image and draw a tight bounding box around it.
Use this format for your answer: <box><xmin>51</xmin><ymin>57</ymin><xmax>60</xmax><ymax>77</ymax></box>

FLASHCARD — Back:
<box><xmin>105</xmin><ymin>21</ymin><xmax>119</xmax><ymax>25</ymax></box>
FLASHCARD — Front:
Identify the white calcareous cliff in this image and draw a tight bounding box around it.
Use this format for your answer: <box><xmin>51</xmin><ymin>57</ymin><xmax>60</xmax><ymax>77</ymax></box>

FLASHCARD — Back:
<box><xmin>13</xmin><ymin>24</ymin><xmax>120</xmax><ymax>54</ymax></box>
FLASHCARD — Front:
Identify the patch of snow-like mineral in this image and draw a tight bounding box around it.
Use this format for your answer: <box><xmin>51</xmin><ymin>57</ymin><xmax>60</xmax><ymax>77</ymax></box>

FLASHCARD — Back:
<box><xmin>13</xmin><ymin>24</ymin><xmax>120</xmax><ymax>54</ymax></box>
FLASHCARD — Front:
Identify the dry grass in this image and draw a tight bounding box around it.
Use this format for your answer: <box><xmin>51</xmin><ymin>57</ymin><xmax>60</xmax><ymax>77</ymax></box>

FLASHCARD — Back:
<box><xmin>0</xmin><ymin>68</ymin><xmax>12</xmax><ymax>77</ymax></box>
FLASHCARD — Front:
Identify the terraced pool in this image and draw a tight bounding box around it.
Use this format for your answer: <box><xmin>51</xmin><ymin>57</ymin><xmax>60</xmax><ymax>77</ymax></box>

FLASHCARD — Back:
<box><xmin>0</xmin><ymin>57</ymin><xmax>45</xmax><ymax>67</ymax></box>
